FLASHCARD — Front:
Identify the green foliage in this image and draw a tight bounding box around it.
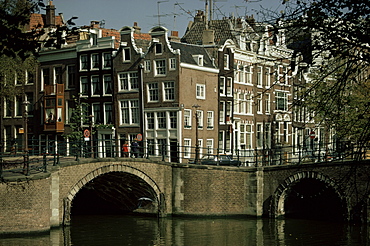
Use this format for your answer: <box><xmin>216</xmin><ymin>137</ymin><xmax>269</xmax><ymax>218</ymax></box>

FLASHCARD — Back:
<box><xmin>270</xmin><ymin>0</ymin><xmax>370</xmax><ymax>145</ymax></box>
<box><xmin>63</xmin><ymin>95</ymin><xmax>90</xmax><ymax>143</ymax></box>
<box><xmin>0</xmin><ymin>0</ymin><xmax>45</xmax><ymax>59</ymax></box>
<box><xmin>0</xmin><ymin>54</ymin><xmax>38</xmax><ymax>99</ymax></box>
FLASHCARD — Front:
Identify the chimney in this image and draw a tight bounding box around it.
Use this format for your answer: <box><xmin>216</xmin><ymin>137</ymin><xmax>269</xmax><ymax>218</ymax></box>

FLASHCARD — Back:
<box><xmin>45</xmin><ymin>1</ymin><xmax>56</xmax><ymax>27</ymax></box>
<box><xmin>202</xmin><ymin>29</ymin><xmax>215</xmax><ymax>45</ymax></box>
<box><xmin>133</xmin><ymin>22</ymin><xmax>141</xmax><ymax>34</ymax></box>
<box><xmin>91</xmin><ymin>21</ymin><xmax>100</xmax><ymax>29</ymax></box>
<box><xmin>169</xmin><ymin>30</ymin><xmax>180</xmax><ymax>42</ymax></box>
<box><xmin>194</xmin><ymin>10</ymin><xmax>205</xmax><ymax>23</ymax></box>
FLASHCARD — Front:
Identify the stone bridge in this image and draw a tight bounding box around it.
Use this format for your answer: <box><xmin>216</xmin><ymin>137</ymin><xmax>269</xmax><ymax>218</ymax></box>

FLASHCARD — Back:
<box><xmin>1</xmin><ymin>158</ymin><xmax>370</xmax><ymax>233</ymax></box>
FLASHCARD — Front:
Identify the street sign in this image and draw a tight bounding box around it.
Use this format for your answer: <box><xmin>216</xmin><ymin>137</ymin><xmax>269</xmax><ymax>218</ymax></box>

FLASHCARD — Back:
<box><xmin>84</xmin><ymin>129</ymin><xmax>90</xmax><ymax>138</ymax></box>
<box><xmin>137</xmin><ymin>133</ymin><xmax>143</xmax><ymax>141</ymax></box>
<box><xmin>309</xmin><ymin>131</ymin><xmax>316</xmax><ymax>139</ymax></box>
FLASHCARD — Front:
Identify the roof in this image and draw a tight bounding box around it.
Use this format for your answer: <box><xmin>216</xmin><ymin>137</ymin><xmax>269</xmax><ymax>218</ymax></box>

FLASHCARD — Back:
<box><xmin>170</xmin><ymin>42</ymin><xmax>216</xmax><ymax>69</ymax></box>
<box><xmin>27</xmin><ymin>13</ymin><xmax>63</xmax><ymax>31</ymax></box>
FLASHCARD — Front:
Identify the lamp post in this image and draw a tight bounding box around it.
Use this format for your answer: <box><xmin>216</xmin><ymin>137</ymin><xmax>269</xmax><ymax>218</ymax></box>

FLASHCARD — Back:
<box><xmin>192</xmin><ymin>104</ymin><xmax>200</xmax><ymax>164</ymax></box>
<box><xmin>23</xmin><ymin>100</ymin><xmax>30</xmax><ymax>175</ymax></box>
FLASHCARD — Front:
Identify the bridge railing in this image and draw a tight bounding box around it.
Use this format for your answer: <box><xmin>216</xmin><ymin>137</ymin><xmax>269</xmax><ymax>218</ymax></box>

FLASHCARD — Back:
<box><xmin>0</xmin><ymin>139</ymin><xmax>368</xmax><ymax>179</ymax></box>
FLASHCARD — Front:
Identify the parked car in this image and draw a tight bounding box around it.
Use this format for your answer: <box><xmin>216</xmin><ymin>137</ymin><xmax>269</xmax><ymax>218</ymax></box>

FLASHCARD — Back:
<box><xmin>200</xmin><ymin>154</ymin><xmax>241</xmax><ymax>166</ymax></box>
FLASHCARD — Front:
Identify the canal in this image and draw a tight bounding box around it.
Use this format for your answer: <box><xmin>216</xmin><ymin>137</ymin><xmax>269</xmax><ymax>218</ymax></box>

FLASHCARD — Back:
<box><xmin>0</xmin><ymin>215</ymin><xmax>368</xmax><ymax>245</ymax></box>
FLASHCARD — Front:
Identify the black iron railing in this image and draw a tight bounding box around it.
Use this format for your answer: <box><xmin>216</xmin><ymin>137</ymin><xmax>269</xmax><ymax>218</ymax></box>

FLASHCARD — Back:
<box><xmin>0</xmin><ymin>139</ymin><xmax>368</xmax><ymax>179</ymax></box>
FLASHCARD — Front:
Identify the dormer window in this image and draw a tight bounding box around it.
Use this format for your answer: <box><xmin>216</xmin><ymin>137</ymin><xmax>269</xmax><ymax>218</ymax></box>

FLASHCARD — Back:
<box><xmin>123</xmin><ymin>47</ymin><xmax>131</xmax><ymax>62</ymax></box>
<box><xmin>224</xmin><ymin>54</ymin><xmax>229</xmax><ymax>70</ymax></box>
<box><xmin>155</xmin><ymin>43</ymin><xmax>163</xmax><ymax>54</ymax></box>
<box><xmin>193</xmin><ymin>55</ymin><xmax>204</xmax><ymax>66</ymax></box>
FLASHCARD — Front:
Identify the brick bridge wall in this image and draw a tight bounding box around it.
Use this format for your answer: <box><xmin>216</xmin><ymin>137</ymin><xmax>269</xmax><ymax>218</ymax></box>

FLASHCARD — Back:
<box><xmin>1</xmin><ymin>159</ymin><xmax>370</xmax><ymax>233</ymax></box>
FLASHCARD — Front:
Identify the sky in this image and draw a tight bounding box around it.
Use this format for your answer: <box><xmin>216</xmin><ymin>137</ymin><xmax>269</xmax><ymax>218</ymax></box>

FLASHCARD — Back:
<box><xmin>50</xmin><ymin>0</ymin><xmax>284</xmax><ymax>36</ymax></box>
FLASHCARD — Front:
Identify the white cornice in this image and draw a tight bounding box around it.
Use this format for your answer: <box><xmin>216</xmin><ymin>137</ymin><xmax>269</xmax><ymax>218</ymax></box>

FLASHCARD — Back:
<box><xmin>180</xmin><ymin>63</ymin><xmax>219</xmax><ymax>73</ymax></box>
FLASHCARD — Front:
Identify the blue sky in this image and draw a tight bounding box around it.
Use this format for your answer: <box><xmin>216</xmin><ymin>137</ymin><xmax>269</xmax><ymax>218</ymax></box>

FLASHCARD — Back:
<box><xmin>51</xmin><ymin>0</ymin><xmax>283</xmax><ymax>35</ymax></box>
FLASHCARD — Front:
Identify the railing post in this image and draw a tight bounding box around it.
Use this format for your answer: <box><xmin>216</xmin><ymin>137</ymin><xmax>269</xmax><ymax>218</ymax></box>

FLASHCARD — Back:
<box><xmin>255</xmin><ymin>148</ymin><xmax>258</xmax><ymax>167</ymax></box>
<box><xmin>43</xmin><ymin>148</ymin><xmax>47</xmax><ymax>173</ymax></box>
<box><xmin>0</xmin><ymin>156</ymin><xmax>3</xmax><ymax>181</ymax></box>
<box><xmin>162</xmin><ymin>143</ymin><xmax>165</xmax><ymax>162</ymax></box>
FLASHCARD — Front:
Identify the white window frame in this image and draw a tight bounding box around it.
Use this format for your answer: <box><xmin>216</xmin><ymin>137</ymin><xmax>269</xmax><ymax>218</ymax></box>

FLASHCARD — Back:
<box><xmin>163</xmin><ymin>81</ymin><xmax>175</xmax><ymax>101</ymax></box>
<box><xmin>169</xmin><ymin>58</ymin><xmax>176</xmax><ymax>70</ymax></box>
<box><xmin>219</xmin><ymin>77</ymin><xmax>226</xmax><ymax>96</ymax></box>
<box><xmin>80</xmin><ymin>76</ymin><xmax>89</xmax><ymax>97</ymax></box>
<box><xmin>257</xmin><ymin>93</ymin><xmax>262</xmax><ymax>114</ymax></box>
<box><xmin>103</xmin><ymin>102</ymin><xmax>113</xmax><ymax>124</ymax></box>
<box><xmin>184</xmin><ymin>109</ymin><xmax>192</xmax><ymax>128</ymax></box>
<box><xmin>147</xmin><ymin>82</ymin><xmax>159</xmax><ymax>102</ymax></box>
<box><xmin>206</xmin><ymin>139</ymin><xmax>214</xmax><ymax>154</ymax></box>
<box><xmin>118</xmin><ymin>72</ymin><xmax>139</xmax><ymax>91</ymax></box>
<box><xmin>103</xmin><ymin>52</ymin><xmax>112</xmax><ymax>69</ymax></box>
<box><xmin>257</xmin><ymin>66</ymin><xmax>263</xmax><ymax>87</ymax></box>
<box><xmin>196</xmin><ymin>110</ymin><xmax>203</xmax><ymax>128</ymax></box>
<box><xmin>123</xmin><ymin>47</ymin><xmax>131</xmax><ymax>62</ymax></box>
<box><xmin>103</xmin><ymin>75</ymin><xmax>112</xmax><ymax>95</ymax></box>
<box><xmin>184</xmin><ymin>138</ymin><xmax>191</xmax><ymax>158</ymax></box>
<box><xmin>196</xmin><ymin>84</ymin><xmax>205</xmax><ymax>99</ymax></box>
<box><xmin>154</xmin><ymin>59</ymin><xmax>166</xmax><ymax>76</ymax></box>
<box><xmin>91</xmin><ymin>53</ymin><xmax>99</xmax><ymax>70</ymax></box>
<box><xmin>91</xmin><ymin>75</ymin><xmax>100</xmax><ymax>96</ymax></box>
<box><xmin>66</xmin><ymin>65</ymin><xmax>76</xmax><ymax>88</ymax></box>
<box><xmin>223</xmin><ymin>54</ymin><xmax>229</xmax><ymax>70</ymax></box>
<box><xmin>80</xmin><ymin>54</ymin><xmax>88</xmax><ymax>71</ymax></box>
<box><xmin>119</xmin><ymin>100</ymin><xmax>139</xmax><ymax>125</ymax></box>
<box><xmin>207</xmin><ymin>111</ymin><xmax>214</xmax><ymax>129</ymax></box>
<box><xmin>144</xmin><ymin>60</ymin><xmax>151</xmax><ymax>72</ymax></box>
<box><xmin>265</xmin><ymin>67</ymin><xmax>271</xmax><ymax>88</ymax></box>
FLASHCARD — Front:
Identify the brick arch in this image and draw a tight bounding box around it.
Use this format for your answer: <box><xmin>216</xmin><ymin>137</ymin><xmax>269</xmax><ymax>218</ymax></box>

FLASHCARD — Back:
<box><xmin>62</xmin><ymin>164</ymin><xmax>163</xmax><ymax>225</ymax></box>
<box><xmin>270</xmin><ymin>171</ymin><xmax>348</xmax><ymax>219</ymax></box>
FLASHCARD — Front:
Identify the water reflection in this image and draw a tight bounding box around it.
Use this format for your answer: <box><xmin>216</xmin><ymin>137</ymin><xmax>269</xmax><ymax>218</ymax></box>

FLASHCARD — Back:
<box><xmin>0</xmin><ymin>216</ymin><xmax>368</xmax><ymax>246</ymax></box>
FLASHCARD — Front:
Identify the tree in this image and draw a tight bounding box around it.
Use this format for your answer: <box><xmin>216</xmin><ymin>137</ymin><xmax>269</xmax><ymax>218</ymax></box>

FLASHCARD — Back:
<box><xmin>260</xmin><ymin>0</ymin><xmax>370</xmax><ymax>155</ymax></box>
<box><xmin>0</xmin><ymin>0</ymin><xmax>45</xmax><ymax>59</ymax></box>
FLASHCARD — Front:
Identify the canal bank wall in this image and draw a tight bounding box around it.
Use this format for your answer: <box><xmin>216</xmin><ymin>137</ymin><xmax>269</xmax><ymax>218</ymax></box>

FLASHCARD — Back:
<box><xmin>0</xmin><ymin>160</ymin><xmax>264</xmax><ymax>234</ymax></box>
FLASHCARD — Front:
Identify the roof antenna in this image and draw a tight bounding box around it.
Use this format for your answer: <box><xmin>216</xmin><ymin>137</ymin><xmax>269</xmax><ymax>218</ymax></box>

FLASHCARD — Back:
<box><xmin>157</xmin><ymin>1</ymin><xmax>169</xmax><ymax>26</ymax></box>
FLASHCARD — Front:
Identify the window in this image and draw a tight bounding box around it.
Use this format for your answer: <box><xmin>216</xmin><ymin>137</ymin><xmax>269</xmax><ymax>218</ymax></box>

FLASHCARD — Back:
<box><xmin>169</xmin><ymin>111</ymin><xmax>177</xmax><ymax>128</ymax></box>
<box><xmin>120</xmin><ymin>100</ymin><xmax>139</xmax><ymax>125</ymax></box>
<box><xmin>219</xmin><ymin>101</ymin><xmax>225</xmax><ymax>123</ymax></box>
<box><xmin>257</xmin><ymin>93</ymin><xmax>262</xmax><ymax>114</ymax></box>
<box><xmin>256</xmin><ymin>123</ymin><xmax>263</xmax><ymax>148</ymax></box>
<box><xmin>196</xmin><ymin>84</ymin><xmax>205</xmax><ymax>99</ymax></box>
<box><xmin>91</xmin><ymin>76</ymin><xmax>100</xmax><ymax>96</ymax></box>
<box><xmin>206</xmin><ymin>139</ymin><xmax>214</xmax><ymax>154</ymax></box>
<box><xmin>103</xmin><ymin>53</ymin><xmax>112</xmax><ymax>68</ymax></box>
<box><xmin>91</xmin><ymin>53</ymin><xmax>99</xmax><ymax>69</ymax></box>
<box><xmin>226</xmin><ymin>77</ymin><xmax>232</xmax><ymax>96</ymax></box>
<box><xmin>54</xmin><ymin>67</ymin><xmax>62</xmax><ymax>84</ymax></box>
<box><xmin>67</xmin><ymin>65</ymin><xmax>76</xmax><ymax>87</ymax></box>
<box><xmin>219</xmin><ymin>77</ymin><xmax>225</xmax><ymax>96</ymax></box>
<box><xmin>155</xmin><ymin>59</ymin><xmax>166</xmax><ymax>76</ymax></box>
<box><xmin>26</xmin><ymin>70</ymin><xmax>34</xmax><ymax>84</ymax></box>
<box><xmin>104</xmin><ymin>103</ymin><xmax>113</xmax><ymax>124</ymax></box>
<box><xmin>265</xmin><ymin>67</ymin><xmax>271</xmax><ymax>88</ymax></box>
<box><xmin>80</xmin><ymin>55</ymin><xmax>88</xmax><ymax>70</ymax></box>
<box><xmin>147</xmin><ymin>83</ymin><xmax>159</xmax><ymax>102</ymax></box>
<box><xmin>42</xmin><ymin>68</ymin><xmax>50</xmax><ymax>85</ymax></box>
<box><xmin>158</xmin><ymin>139</ymin><xmax>166</xmax><ymax>156</ymax></box>
<box><xmin>163</xmin><ymin>81</ymin><xmax>175</xmax><ymax>101</ymax></box>
<box><xmin>157</xmin><ymin>112</ymin><xmax>166</xmax><ymax>129</ymax></box>
<box><xmin>265</xmin><ymin>123</ymin><xmax>271</xmax><ymax>148</ymax></box>
<box><xmin>207</xmin><ymin>111</ymin><xmax>214</xmax><ymax>129</ymax></box>
<box><xmin>257</xmin><ymin>66</ymin><xmax>262</xmax><ymax>87</ymax></box>
<box><xmin>5</xmin><ymin>100</ymin><xmax>11</xmax><ymax>117</ymax></box>
<box><xmin>245</xmin><ymin>66</ymin><xmax>253</xmax><ymax>84</ymax></box>
<box><xmin>223</xmin><ymin>54</ymin><xmax>229</xmax><ymax>69</ymax></box>
<box><xmin>193</xmin><ymin>55</ymin><xmax>203</xmax><ymax>66</ymax></box>
<box><xmin>169</xmin><ymin>58</ymin><xmax>176</xmax><ymax>70</ymax></box>
<box><xmin>196</xmin><ymin>110</ymin><xmax>203</xmax><ymax>128</ymax></box>
<box><xmin>92</xmin><ymin>103</ymin><xmax>102</xmax><ymax>124</ymax></box>
<box><xmin>147</xmin><ymin>112</ymin><xmax>154</xmax><ymax>129</ymax></box>
<box><xmin>80</xmin><ymin>77</ymin><xmax>89</xmax><ymax>96</ymax></box>
<box><xmin>246</xmin><ymin>124</ymin><xmax>252</xmax><ymax>148</ymax></box>
<box><xmin>144</xmin><ymin>60</ymin><xmax>151</xmax><ymax>72</ymax></box>
<box><xmin>103</xmin><ymin>75</ymin><xmax>112</xmax><ymax>95</ymax></box>
<box><xmin>123</xmin><ymin>48</ymin><xmax>131</xmax><ymax>61</ymax></box>
<box><xmin>118</xmin><ymin>72</ymin><xmax>138</xmax><ymax>91</ymax></box>
<box><xmin>184</xmin><ymin>139</ymin><xmax>191</xmax><ymax>158</ymax></box>
<box><xmin>276</xmin><ymin>91</ymin><xmax>288</xmax><ymax>111</ymax></box>
<box><xmin>15</xmin><ymin>96</ymin><xmax>22</xmax><ymax>117</ymax></box>
<box><xmin>184</xmin><ymin>109</ymin><xmax>191</xmax><ymax>128</ymax></box>
<box><xmin>25</xmin><ymin>93</ymin><xmax>34</xmax><ymax>116</ymax></box>
<box><xmin>265</xmin><ymin>93</ymin><xmax>270</xmax><ymax>114</ymax></box>
<box><xmin>155</xmin><ymin>43</ymin><xmax>162</xmax><ymax>54</ymax></box>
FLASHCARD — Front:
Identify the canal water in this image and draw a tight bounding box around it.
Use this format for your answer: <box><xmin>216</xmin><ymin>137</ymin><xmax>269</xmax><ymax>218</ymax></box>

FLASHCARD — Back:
<box><xmin>0</xmin><ymin>215</ymin><xmax>368</xmax><ymax>245</ymax></box>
